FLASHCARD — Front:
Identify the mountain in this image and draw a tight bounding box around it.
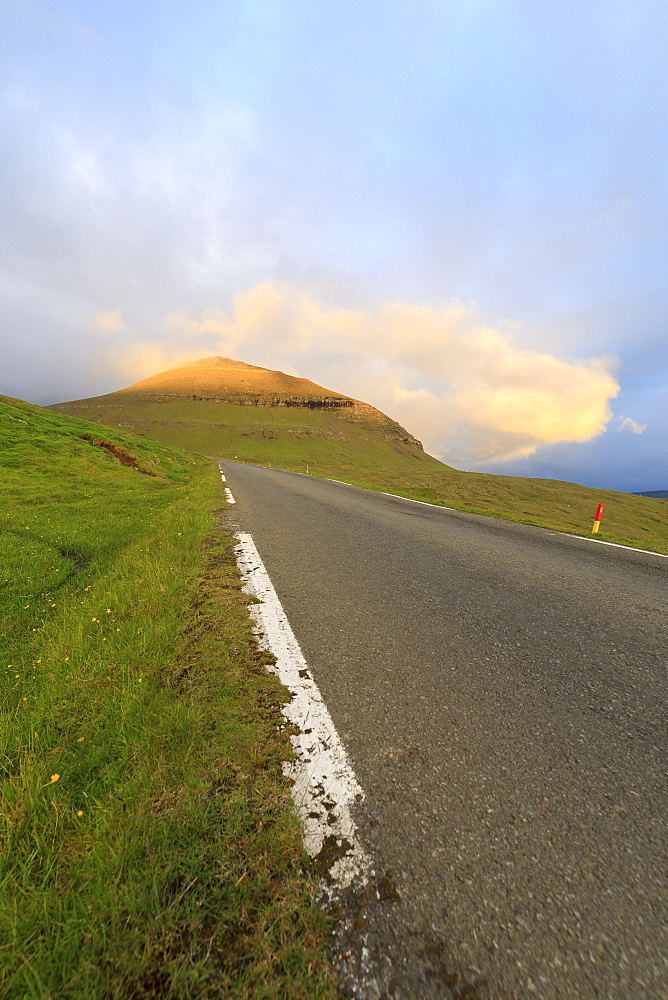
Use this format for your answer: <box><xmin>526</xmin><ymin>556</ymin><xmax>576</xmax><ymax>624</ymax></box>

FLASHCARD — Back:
<box><xmin>635</xmin><ymin>490</ymin><xmax>668</xmax><ymax>499</ymax></box>
<box><xmin>50</xmin><ymin>356</ymin><xmax>445</xmax><ymax>476</ymax></box>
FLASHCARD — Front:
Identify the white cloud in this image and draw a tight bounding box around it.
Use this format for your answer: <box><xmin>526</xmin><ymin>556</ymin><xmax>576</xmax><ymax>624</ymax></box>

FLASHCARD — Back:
<box><xmin>108</xmin><ymin>283</ymin><xmax>620</xmax><ymax>465</ymax></box>
<box><xmin>618</xmin><ymin>416</ymin><xmax>648</xmax><ymax>435</ymax></box>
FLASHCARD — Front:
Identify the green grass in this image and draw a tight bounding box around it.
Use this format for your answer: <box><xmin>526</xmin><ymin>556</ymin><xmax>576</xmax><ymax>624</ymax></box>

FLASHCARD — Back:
<box><xmin>49</xmin><ymin>395</ymin><xmax>668</xmax><ymax>554</ymax></box>
<box><xmin>50</xmin><ymin>397</ymin><xmax>443</xmax><ymax>475</ymax></box>
<box><xmin>0</xmin><ymin>396</ymin><xmax>336</xmax><ymax>999</ymax></box>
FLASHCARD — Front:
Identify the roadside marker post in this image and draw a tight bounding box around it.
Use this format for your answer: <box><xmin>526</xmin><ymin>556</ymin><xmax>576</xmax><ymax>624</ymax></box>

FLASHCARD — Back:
<box><xmin>592</xmin><ymin>503</ymin><xmax>605</xmax><ymax>534</ymax></box>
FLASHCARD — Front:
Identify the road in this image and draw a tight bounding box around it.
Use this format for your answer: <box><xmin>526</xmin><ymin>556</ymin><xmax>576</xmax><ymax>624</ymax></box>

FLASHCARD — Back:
<box><xmin>222</xmin><ymin>462</ymin><xmax>667</xmax><ymax>1000</ymax></box>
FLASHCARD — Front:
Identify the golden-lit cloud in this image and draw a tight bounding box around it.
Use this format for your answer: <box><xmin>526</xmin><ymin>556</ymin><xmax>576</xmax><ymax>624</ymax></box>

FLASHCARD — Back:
<box><xmin>92</xmin><ymin>308</ymin><xmax>126</xmax><ymax>333</ymax></box>
<box><xmin>112</xmin><ymin>343</ymin><xmax>211</xmax><ymax>381</ymax></box>
<box><xmin>120</xmin><ymin>283</ymin><xmax>622</xmax><ymax>464</ymax></box>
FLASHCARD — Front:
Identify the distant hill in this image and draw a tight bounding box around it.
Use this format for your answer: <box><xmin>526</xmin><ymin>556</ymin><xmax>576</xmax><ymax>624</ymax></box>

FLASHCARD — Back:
<box><xmin>635</xmin><ymin>490</ymin><xmax>668</xmax><ymax>499</ymax></box>
<box><xmin>50</xmin><ymin>356</ymin><xmax>445</xmax><ymax>476</ymax></box>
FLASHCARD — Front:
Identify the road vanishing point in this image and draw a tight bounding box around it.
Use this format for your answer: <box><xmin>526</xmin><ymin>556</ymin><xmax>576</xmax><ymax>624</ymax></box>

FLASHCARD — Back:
<box><xmin>222</xmin><ymin>462</ymin><xmax>667</xmax><ymax>1000</ymax></box>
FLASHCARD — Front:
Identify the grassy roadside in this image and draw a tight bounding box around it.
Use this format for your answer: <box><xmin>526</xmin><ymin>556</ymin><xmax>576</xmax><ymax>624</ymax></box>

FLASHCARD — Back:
<box><xmin>0</xmin><ymin>396</ymin><xmax>336</xmax><ymax>999</ymax></box>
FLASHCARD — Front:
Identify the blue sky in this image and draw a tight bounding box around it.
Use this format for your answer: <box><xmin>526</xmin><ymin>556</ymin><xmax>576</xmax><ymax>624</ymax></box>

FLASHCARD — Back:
<box><xmin>1</xmin><ymin>0</ymin><xmax>666</xmax><ymax>490</ymax></box>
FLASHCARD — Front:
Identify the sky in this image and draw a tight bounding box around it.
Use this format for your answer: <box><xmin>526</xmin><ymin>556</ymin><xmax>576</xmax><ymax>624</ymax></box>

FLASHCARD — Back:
<box><xmin>1</xmin><ymin>0</ymin><xmax>666</xmax><ymax>491</ymax></box>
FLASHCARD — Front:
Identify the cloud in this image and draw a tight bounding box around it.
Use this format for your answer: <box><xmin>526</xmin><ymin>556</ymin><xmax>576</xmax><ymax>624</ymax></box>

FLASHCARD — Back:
<box><xmin>106</xmin><ymin>283</ymin><xmax>620</xmax><ymax>465</ymax></box>
<box><xmin>111</xmin><ymin>343</ymin><xmax>212</xmax><ymax>382</ymax></box>
<box><xmin>618</xmin><ymin>416</ymin><xmax>648</xmax><ymax>435</ymax></box>
<box><xmin>92</xmin><ymin>308</ymin><xmax>126</xmax><ymax>333</ymax></box>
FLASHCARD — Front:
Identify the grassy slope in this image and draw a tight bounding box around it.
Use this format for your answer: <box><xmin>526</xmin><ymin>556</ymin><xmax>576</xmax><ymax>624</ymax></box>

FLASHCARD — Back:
<box><xmin>0</xmin><ymin>396</ymin><xmax>336</xmax><ymax>999</ymax></box>
<box><xmin>52</xmin><ymin>396</ymin><xmax>668</xmax><ymax>554</ymax></box>
<box><xmin>49</xmin><ymin>398</ymin><xmax>444</xmax><ymax>474</ymax></box>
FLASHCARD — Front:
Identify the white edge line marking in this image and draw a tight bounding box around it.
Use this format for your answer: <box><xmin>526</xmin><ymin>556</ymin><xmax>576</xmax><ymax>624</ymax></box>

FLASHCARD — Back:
<box><xmin>379</xmin><ymin>490</ymin><xmax>458</xmax><ymax>512</ymax></box>
<box><xmin>234</xmin><ymin>530</ymin><xmax>373</xmax><ymax>891</ymax></box>
<box><xmin>557</xmin><ymin>535</ymin><xmax>668</xmax><ymax>558</ymax></box>
<box><xmin>224</xmin><ymin>487</ymin><xmax>236</xmax><ymax>504</ymax></box>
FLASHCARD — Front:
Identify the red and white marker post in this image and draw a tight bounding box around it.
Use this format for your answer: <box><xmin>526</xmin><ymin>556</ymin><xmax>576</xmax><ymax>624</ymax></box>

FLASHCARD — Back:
<box><xmin>591</xmin><ymin>503</ymin><xmax>605</xmax><ymax>534</ymax></box>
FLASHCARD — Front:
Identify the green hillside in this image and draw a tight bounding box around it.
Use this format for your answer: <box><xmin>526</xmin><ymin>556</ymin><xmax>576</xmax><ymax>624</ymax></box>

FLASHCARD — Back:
<box><xmin>50</xmin><ymin>355</ymin><xmax>443</xmax><ymax>476</ymax></box>
<box><xmin>0</xmin><ymin>394</ymin><xmax>335</xmax><ymax>999</ymax></box>
<box><xmin>52</xmin><ymin>395</ymin><xmax>444</xmax><ymax>474</ymax></box>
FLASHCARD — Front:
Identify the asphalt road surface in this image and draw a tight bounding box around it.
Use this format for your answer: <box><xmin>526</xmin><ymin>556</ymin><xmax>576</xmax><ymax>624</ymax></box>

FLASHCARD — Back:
<box><xmin>222</xmin><ymin>462</ymin><xmax>667</xmax><ymax>1000</ymax></box>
